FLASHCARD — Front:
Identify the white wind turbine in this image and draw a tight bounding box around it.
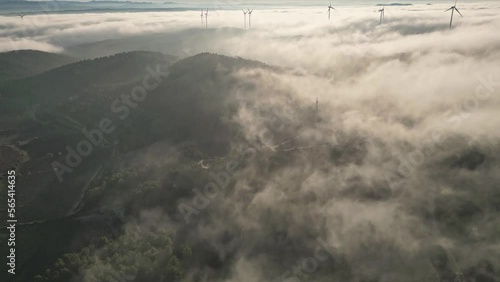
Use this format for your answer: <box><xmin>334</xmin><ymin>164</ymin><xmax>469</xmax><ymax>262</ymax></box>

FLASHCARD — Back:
<box><xmin>242</xmin><ymin>9</ymin><xmax>248</xmax><ymax>29</ymax></box>
<box><xmin>248</xmin><ymin>9</ymin><xmax>253</xmax><ymax>29</ymax></box>
<box><xmin>327</xmin><ymin>1</ymin><xmax>336</xmax><ymax>20</ymax></box>
<box><xmin>205</xmin><ymin>9</ymin><xmax>209</xmax><ymax>29</ymax></box>
<box><xmin>200</xmin><ymin>9</ymin><xmax>204</xmax><ymax>26</ymax></box>
<box><xmin>377</xmin><ymin>6</ymin><xmax>385</xmax><ymax>24</ymax></box>
<box><xmin>445</xmin><ymin>0</ymin><xmax>463</xmax><ymax>29</ymax></box>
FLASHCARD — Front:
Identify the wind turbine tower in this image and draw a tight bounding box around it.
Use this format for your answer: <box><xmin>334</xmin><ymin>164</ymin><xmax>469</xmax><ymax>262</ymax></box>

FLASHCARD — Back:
<box><xmin>205</xmin><ymin>9</ymin><xmax>209</xmax><ymax>29</ymax></box>
<box><xmin>445</xmin><ymin>0</ymin><xmax>463</xmax><ymax>29</ymax></box>
<box><xmin>377</xmin><ymin>6</ymin><xmax>385</xmax><ymax>24</ymax></box>
<box><xmin>248</xmin><ymin>9</ymin><xmax>253</xmax><ymax>29</ymax></box>
<box><xmin>242</xmin><ymin>10</ymin><xmax>248</xmax><ymax>30</ymax></box>
<box><xmin>327</xmin><ymin>2</ymin><xmax>335</xmax><ymax>20</ymax></box>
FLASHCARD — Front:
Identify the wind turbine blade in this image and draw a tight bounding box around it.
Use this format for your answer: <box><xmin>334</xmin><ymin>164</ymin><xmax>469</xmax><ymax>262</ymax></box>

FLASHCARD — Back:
<box><xmin>455</xmin><ymin>0</ymin><xmax>458</xmax><ymax>5</ymax></box>
<box><xmin>445</xmin><ymin>7</ymin><xmax>452</xmax><ymax>12</ymax></box>
<box><xmin>455</xmin><ymin>8</ymin><xmax>463</xmax><ymax>17</ymax></box>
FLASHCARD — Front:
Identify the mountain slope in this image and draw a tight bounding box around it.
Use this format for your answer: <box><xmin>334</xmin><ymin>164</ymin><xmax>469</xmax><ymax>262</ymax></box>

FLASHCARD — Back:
<box><xmin>0</xmin><ymin>51</ymin><xmax>178</xmax><ymax>225</ymax></box>
<box><xmin>0</xmin><ymin>50</ymin><xmax>75</xmax><ymax>82</ymax></box>
<box><xmin>1</xmin><ymin>52</ymin><xmax>499</xmax><ymax>282</ymax></box>
<box><xmin>0</xmin><ymin>51</ymin><xmax>177</xmax><ymax>113</ymax></box>
<box><xmin>0</xmin><ymin>51</ymin><xmax>273</xmax><ymax>282</ymax></box>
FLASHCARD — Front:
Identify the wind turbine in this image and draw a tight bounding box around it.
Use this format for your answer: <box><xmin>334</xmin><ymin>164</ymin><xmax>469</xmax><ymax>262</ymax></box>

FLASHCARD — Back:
<box><xmin>377</xmin><ymin>6</ymin><xmax>385</xmax><ymax>24</ymax></box>
<box><xmin>18</xmin><ymin>14</ymin><xmax>25</xmax><ymax>20</ymax></box>
<box><xmin>445</xmin><ymin>0</ymin><xmax>463</xmax><ymax>29</ymax></box>
<box><xmin>242</xmin><ymin>10</ymin><xmax>248</xmax><ymax>30</ymax></box>
<box><xmin>205</xmin><ymin>9</ymin><xmax>209</xmax><ymax>29</ymax></box>
<box><xmin>200</xmin><ymin>9</ymin><xmax>204</xmax><ymax>26</ymax></box>
<box><xmin>327</xmin><ymin>1</ymin><xmax>336</xmax><ymax>20</ymax></box>
<box><xmin>248</xmin><ymin>9</ymin><xmax>253</xmax><ymax>29</ymax></box>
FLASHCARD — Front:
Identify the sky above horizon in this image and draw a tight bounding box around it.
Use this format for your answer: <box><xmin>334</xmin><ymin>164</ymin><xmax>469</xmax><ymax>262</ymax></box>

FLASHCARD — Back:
<box><xmin>2</xmin><ymin>0</ymin><xmax>497</xmax><ymax>3</ymax></box>
<box><xmin>0</xmin><ymin>0</ymin><xmax>495</xmax><ymax>14</ymax></box>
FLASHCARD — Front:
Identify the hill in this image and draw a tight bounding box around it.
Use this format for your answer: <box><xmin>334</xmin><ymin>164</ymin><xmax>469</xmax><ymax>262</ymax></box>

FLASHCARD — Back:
<box><xmin>64</xmin><ymin>28</ymin><xmax>245</xmax><ymax>59</ymax></box>
<box><xmin>0</xmin><ymin>51</ymin><xmax>178</xmax><ymax>224</ymax></box>
<box><xmin>0</xmin><ymin>51</ymin><xmax>277</xmax><ymax>282</ymax></box>
<box><xmin>0</xmin><ymin>51</ymin><xmax>177</xmax><ymax>113</ymax></box>
<box><xmin>1</xmin><ymin>52</ymin><xmax>498</xmax><ymax>282</ymax></box>
<box><xmin>0</xmin><ymin>50</ymin><xmax>75</xmax><ymax>82</ymax></box>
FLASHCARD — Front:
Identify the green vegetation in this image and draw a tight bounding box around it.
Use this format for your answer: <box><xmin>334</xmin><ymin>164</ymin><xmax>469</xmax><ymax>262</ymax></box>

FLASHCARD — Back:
<box><xmin>33</xmin><ymin>227</ymin><xmax>192</xmax><ymax>282</ymax></box>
